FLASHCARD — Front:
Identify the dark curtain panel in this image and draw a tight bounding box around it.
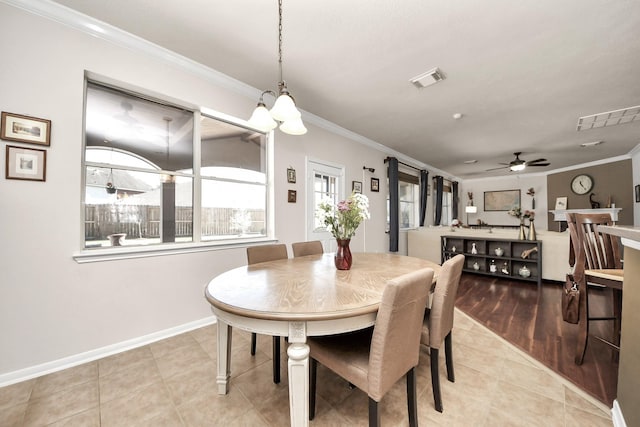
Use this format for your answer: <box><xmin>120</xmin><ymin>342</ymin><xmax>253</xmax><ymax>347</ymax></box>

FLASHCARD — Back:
<box><xmin>388</xmin><ymin>157</ymin><xmax>399</xmax><ymax>252</ymax></box>
<box><xmin>419</xmin><ymin>170</ymin><xmax>429</xmax><ymax>226</ymax></box>
<box><xmin>452</xmin><ymin>181</ymin><xmax>459</xmax><ymax>220</ymax></box>
<box><xmin>434</xmin><ymin>175</ymin><xmax>444</xmax><ymax>225</ymax></box>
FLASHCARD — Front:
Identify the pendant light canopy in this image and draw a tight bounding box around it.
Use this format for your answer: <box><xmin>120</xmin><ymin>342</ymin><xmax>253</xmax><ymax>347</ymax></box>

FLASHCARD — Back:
<box><xmin>248</xmin><ymin>0</ymin><xmax>307</xmax><ymax>135</ymax></box>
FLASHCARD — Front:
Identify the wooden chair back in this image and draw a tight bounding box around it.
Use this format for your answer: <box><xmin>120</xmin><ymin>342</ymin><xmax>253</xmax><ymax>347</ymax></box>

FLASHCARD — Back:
<box><xmin>292</xmin><ymin>240</ymin><xmax>324</xmax><ymax>257</ymax></box>
<box><xmin>246</xmin><ymin>244</ymin><xmax>288</xmax><ymax>265</ymax></box>
<box><xmin>573</xmin><ymin>213</ymin><xmax>622</xmax><ymax>270</ymax></box>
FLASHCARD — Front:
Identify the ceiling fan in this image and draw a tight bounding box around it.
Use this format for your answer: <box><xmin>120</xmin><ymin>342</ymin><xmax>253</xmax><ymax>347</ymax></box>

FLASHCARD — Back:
<box><xmin>486</xmin><ymin>152</ymin><xmax>550</xmax><ymax>172</ymax></box>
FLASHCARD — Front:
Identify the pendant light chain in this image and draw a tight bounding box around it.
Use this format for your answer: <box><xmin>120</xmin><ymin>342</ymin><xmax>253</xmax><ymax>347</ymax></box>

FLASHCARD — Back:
<box><xmin>248</xmin><ymin>0</ymin><xmax>306</xmax><ymax>135</ymax></box>
<box><xmin>278</xmin><ymin>0</ymin><xmax>284</xmax><ymax>87</ymax></box>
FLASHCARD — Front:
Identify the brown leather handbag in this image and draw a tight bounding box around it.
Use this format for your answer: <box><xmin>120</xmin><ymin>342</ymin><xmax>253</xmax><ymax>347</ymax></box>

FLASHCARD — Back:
<box><xmin>562</xmin><ymin>274</ymin><xmax>580</xmax><ymax>324</ymax></box>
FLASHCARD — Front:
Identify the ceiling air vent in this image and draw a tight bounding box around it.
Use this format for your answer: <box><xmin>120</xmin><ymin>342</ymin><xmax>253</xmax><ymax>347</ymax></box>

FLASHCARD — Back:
<box><xmin>409</xmin><ymin>67</ymin><xmax>445</xmax><ymax>89</ymax></box>
<box><xmin>576</xmin><ymin>105</ymin><xmax>640</xmax><ymax>131</ymax></box>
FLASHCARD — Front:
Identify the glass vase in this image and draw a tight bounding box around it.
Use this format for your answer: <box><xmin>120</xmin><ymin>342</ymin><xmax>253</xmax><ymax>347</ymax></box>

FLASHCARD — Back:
<box><xmin>335</xmin><ymin>238</ymin><xmax>352</xmax><ymax>270</ymax></box>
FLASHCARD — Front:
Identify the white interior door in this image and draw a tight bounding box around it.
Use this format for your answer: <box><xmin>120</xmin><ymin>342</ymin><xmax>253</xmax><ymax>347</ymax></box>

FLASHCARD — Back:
<box><xmin>306</xmin><ymin>158</ymin><xmax>345</xmax><ymax>252</ymax></box>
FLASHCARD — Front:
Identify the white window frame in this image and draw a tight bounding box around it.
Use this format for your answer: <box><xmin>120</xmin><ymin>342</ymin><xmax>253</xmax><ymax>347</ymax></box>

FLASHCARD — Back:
<box><xmin>75</xmin><ymin>77</ymin><xmax>274</xmax><ymax>263</ymax></box>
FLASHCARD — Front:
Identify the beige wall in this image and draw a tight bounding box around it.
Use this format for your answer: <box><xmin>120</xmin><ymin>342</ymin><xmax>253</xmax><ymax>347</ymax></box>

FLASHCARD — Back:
<box><xmin>546</xmin><ymin>159</ymin><xmax>633</xmax><ymax>229</ymax></box>
<box><xmin>460</xmin><ymin>174</ymin><xmax>549</xmax><ymax>230</ymax></box>
<box><xmin>0</xmin><ymin>3</ymin><xmax>406</xmax><ymax>381</ymax></box>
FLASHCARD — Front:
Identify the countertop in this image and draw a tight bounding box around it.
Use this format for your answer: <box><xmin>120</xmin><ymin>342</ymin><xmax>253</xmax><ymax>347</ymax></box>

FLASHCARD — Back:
<box><xmin>598</xmin><ymin>225</ymin><xmax>640</xmax><ymax>250</ymax></box>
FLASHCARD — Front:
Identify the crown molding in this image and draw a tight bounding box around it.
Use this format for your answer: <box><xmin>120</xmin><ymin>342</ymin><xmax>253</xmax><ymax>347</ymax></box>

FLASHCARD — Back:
<box><xmin>545</xmin><ymin>154</ymin><xmax>631</xmax><ymax>175</ymax></box>
<box><xmin>628</xmin><ymin>142</ymin><xmax>640</xmax><ymax>157</ymax></box>
<box><xmin>2</xmin><ymin>0</ymin><xmax>445</xmax><ymax>178</ymax></box>
<box><xmin>2</xmin><ymin>0</ymin><xmax>259</xmax><ymax>99</ymax></box>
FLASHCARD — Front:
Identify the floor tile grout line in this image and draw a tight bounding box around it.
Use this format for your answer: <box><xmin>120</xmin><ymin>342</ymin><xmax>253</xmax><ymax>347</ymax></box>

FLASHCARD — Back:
<box><xmin>454</xmin><ymin>308</ymin><xmax>612</xmax><ymax>415</ymax></box>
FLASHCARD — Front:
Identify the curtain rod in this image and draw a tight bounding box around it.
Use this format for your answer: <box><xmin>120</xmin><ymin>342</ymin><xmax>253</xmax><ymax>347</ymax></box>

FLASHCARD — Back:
<box><xmin>384</xmin><ymin>157</ymin><xmax>424</xmax><ymax>172</ymax></box>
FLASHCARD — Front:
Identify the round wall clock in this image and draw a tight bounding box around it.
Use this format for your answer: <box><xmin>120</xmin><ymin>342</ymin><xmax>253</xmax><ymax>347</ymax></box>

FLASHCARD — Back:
<box><xmin>571</xmin><ymin>174</ymin><xmax>593</xmax><ymax>195</ymax></box>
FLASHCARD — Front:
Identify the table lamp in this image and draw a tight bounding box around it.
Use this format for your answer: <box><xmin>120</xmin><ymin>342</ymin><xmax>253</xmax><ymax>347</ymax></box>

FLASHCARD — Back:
<box><xmin>465</xmin><ymin>205</ymin><xmax>477</xmax><ymax>226</ymax></box>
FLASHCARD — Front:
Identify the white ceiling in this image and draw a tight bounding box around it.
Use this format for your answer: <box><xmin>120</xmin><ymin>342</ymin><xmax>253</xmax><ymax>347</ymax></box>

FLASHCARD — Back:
<box><xmin>51</xmin><ymin>0</ymin><xmax>640</xmax><ymax>178</ymax></box>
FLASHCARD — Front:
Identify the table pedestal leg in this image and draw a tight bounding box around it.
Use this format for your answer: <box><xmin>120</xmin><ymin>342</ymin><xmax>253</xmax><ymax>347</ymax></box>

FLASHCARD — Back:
<box><xmin>288</xmin><ymin>341</ymin><xmax>309</xmax><ymax>427</ymax></box>
<box><xmin>287</xmin><ymin>321</ymin><xmax>309</xmax><ymax>427</ymax></box>
<box><xmin>216</xmin><ymin>320</ymin><xmax>232</xmax><ymax>394</ymax></box>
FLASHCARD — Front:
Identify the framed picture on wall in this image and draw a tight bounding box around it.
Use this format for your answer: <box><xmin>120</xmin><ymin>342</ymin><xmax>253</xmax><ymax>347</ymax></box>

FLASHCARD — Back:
<box><xmin>5</xmin><ymin>145</ymin><xmax>47</xmax><ymax>181</ymax></box>
<box><xmin>287</xmin><ymin>168</ymin><xmax>296</xmax><ymax>183</ymax></box>
<box><xmin>483</xmin><ymin>189</ymin><xmax>520</xmax><ymax>211</ymax></box>
<box><xmin>352</xmin><ymin>181</ymin><xmax>362</xmax><ymax>193</ymax></box>
<box><xmin>371</xmin><ymin>177</ymin><xmax>379</xmax><ymax>192</ymax></box>
<box><xmin>1</xmin><ymin>112</ymin><xmax>51</xmax><ymax>146</ymax></box>
<box><xmin>288</xmin><ymin>189</ymin><xmax>297</xmax><ymax>203</ymax></box>
<box><xmin>635</xmin><ymin>185</ymin><xmax>640</xmax><ymax>203</ymax></box>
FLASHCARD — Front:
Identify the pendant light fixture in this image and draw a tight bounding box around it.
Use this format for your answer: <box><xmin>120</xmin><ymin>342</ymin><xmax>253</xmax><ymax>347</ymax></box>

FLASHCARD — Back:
<box><xmin>248</xmin><ymin>0</ymin><xmax>307</xmax><ymax>135</ymax></box>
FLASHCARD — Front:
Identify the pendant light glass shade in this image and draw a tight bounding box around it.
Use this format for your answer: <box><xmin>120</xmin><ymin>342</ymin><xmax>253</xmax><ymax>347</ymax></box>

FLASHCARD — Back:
<box><xmin>248</xmin><ymin>0</ymin><xmax>306</xmax><ymax>135</ymax></box>
<box><xmin>248</xmin><ymin>102</ymin><xmax>278</xmax><ymax>131</ymax></box>
<box><xmin>270</xmin><ymin>91</ymin><xmax>301</xmax><ymax>122</ymax></box>
<box><xmin>279</xmin><ymin>115</ymin><xmax>307</xmax><ymax>135</ymax></box>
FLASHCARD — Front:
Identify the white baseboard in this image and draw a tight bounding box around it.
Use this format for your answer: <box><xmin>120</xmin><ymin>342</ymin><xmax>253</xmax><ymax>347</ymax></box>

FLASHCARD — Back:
<box><xmin>0</xmin><ymin>316</ymin><xmax>216</xmax><ymax>387</ymax></box>
<box><xmin>612</xmin><ymin>400</ymin><xmax>627</xmax><ymax>427</ymax></box>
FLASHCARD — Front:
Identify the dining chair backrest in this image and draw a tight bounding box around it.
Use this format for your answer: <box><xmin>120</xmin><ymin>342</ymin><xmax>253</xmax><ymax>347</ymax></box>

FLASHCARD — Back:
<box><xmin>246</xmin><ymin>244</ymin><xmax>288</xmax><ymax>265</ymax></box>
<box><xmin>565</xmin><ymin>213</ymin><xmax>580</xmax><ymax>269</ymax></box>
<box><xmin>368</xmin><ymin>267</ymin><xmax>433</xmax><ymax>401</ymax></box>
<box><xmin>292</xmin><ymin>240</ymin><xmax>324</xmax><ymax>257</ymax></box>
<box><xmin>423</xmin><ymin>254</ymin><xmax>465</xmax><ymax>349</ymax></box>
<box><xmin>573</xmin><ymin>213</ymin><xmax>622</xmax><ymax>271</ymax></box>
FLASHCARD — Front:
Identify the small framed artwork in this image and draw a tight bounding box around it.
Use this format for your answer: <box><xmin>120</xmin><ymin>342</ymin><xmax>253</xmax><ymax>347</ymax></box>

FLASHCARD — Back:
<box><xmin>555</xmin><ymin>196</ymin><xmax>568</xmax><ymax>210</ymax></box>
<box><xmin>371</xmin><ymin>177</ymin><xmax>380</xmax><ymax>192</ymax></box>
<box><xmin>635</xmin><ymin>185</ymin><xmax>640</xmax><ymax>203</ymax></box>
<box><xmin>288</xmin><ymin>189</ymin><xmax>297</xmax><ymax>203</ymax></box>
<box><xmin>352</xmin><ymin>181</ymin><xmax>362</xmax><ymax>194</ymax></box>
<box><xmin>287</xmin><ymin>168</ymin><xmax>296</xmax><ymax>184</ymax></box>
<box><xmin>1</xmin><ymin>112</ymin><xmax>51</xmax><ymax>146</ymax></box>
<box><xmin>5</xmin><ymin>145</ymin><xmax>47</xmax><ymax>181</ymax></box>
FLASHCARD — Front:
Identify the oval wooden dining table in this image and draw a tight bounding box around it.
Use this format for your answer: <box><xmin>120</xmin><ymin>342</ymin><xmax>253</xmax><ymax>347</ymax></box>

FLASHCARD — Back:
<box><xmin>205</xmin><ymin>252</ymin><xmax>440</xmax><ymax>427</ymax></box>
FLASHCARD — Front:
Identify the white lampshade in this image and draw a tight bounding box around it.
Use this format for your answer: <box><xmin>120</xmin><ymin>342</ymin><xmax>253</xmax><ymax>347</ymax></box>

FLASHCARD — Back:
<box><xmin>270</xmin><ymin>93</ymin><xmax>301</xmax><ymax>122</ymax></box>
<box><xmin>465</xmin><ymin>206</ymin><xmax>478</xmax><ymax>213</ymax></box>
<box><xmin>248</xmin><ymin>104</ymin><xmax>277</xmax><ymax>131</ymax></box>
<box><xmin>279</xmin><ymin>115</ymin><xmax>307</xmax><ymax>135</ymax></box>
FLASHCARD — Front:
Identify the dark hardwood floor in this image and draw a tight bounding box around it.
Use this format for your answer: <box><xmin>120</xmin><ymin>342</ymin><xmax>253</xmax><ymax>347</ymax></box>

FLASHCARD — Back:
<box><xmin>455</xmin><ymin>273</ymin><xmax>618</xmax><ymax>406</ymax></box>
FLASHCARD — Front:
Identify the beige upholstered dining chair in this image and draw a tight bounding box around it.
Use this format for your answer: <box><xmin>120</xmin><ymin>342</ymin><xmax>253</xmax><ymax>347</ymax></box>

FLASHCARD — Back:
<box><xmin>308</xmin><ymin>267</ymin><xmax>434</xmax><ymax>427</ymax></box>
<box><xmin>421</xmin><ymin>254</ymin><xmax>465</xmax><ymax>413</ymax></box>
<box><xmin>566</xmin><ymin>213</ymin><xmax>623</xmax><ymax>365</ymax></box>
<box><xmin>291</xmin><ymin>240</ymin><xmax>324</xmax><ymax>257</ymax></box>
<box><xmin>246</xmin><ymin>244</ymin><xmax>289</xmax><ymax>383</ymax></box>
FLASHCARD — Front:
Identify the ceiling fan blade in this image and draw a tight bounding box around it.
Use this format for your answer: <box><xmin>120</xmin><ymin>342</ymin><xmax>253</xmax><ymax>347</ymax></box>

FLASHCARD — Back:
<box><xmin>525</xmin><ymin>158</ymin><xmax>548</xmax><ymax>165</ymax></box>
<box><xmin>528</xmin><ymin>162</ymin><xmax>550</xmax><ymax>167</ymax></box>
<box><xmin>485</xmin><ymin>165</ymin><xmax>509</xmax><ymax>171</ymax></box>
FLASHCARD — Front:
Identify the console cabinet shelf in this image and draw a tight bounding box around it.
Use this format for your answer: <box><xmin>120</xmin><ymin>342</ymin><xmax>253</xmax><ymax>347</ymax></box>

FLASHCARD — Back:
<box><xmin>441</xmin><ymin>235</ymin><xmax>542</xmax><ymax>287</ymax></box>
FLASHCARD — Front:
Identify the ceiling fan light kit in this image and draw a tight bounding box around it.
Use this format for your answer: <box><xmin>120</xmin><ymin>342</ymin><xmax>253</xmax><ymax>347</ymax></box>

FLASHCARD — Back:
<box><xmin>486</xmin><ymin>152</ymin><xmax>550</xmax><ymax>172</ymax></box>
<box><xmin>248</xmin><ymin>0</ymin><xmax>306</xmax><ymax>135</ymax></box>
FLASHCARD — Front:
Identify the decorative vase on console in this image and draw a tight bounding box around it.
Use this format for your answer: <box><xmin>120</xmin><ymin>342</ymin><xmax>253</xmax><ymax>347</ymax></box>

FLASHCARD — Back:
<box><xmin>528</xmin><ymin>219</ymin><xmax>537</xmax><ymax>241</ymax></box>
<box><xmin>508</xmin><ymin>207</ymin><xmax>527</xmax><ymax>240</ymax></box>
<box><xmin>317</xmin><ymin>192</ymin><xmax>370</xmax><ymax>271</ymax></box>
<box><xmin>518</xmin><ymin>219</ymin><xmax>526</xmax><ymax>240</ymax></box>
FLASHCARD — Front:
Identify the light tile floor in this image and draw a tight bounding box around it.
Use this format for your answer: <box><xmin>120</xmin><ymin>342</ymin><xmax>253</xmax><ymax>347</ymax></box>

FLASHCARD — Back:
<box><xmin>0</xmin><ymin>310</ymin><xmax>613</xmax><ymax>426</ymax></box>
